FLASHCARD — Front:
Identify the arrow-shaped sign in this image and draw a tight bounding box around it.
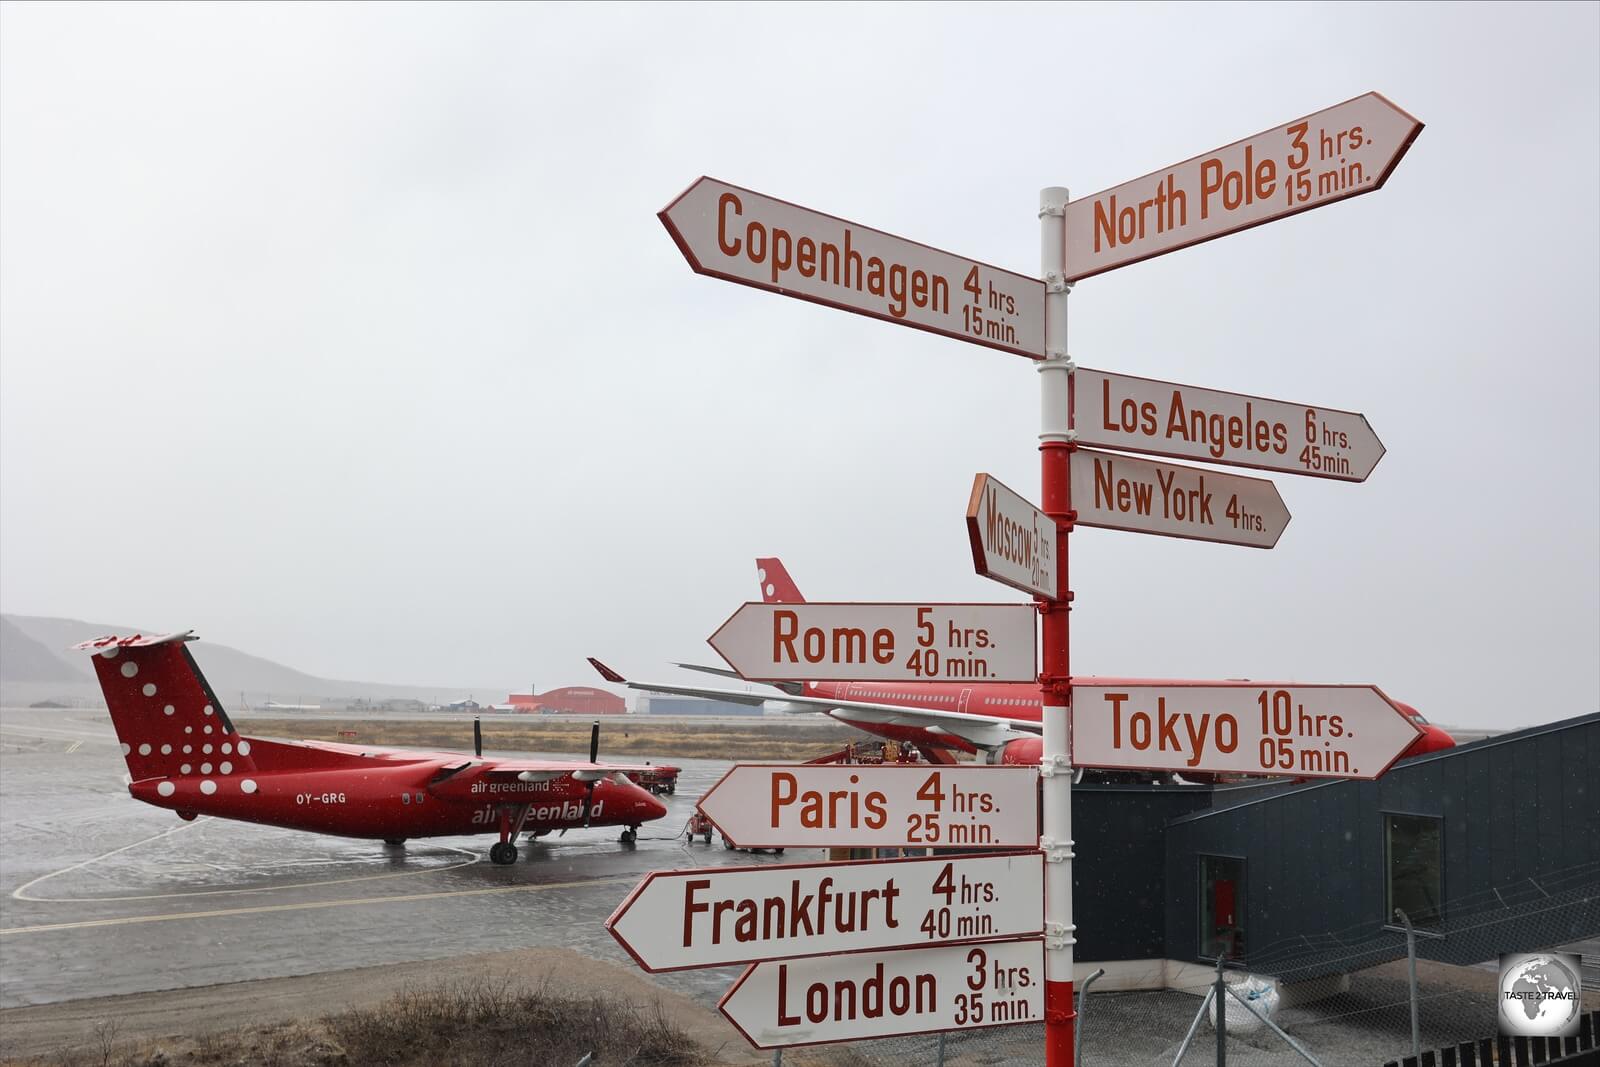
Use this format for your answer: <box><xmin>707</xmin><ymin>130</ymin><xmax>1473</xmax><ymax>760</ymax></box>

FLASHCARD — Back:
<box><xmin>1064</xmin><ymin>92</ymin><xmax>1422</xmax><ymax>281</ymax></box>
<box><xmin>1070</xmin><ymin>448</ymin><xmax>1290</xmax><ymax>549</ymax></box>
<box><xmin>1072</xmin><ymin>368</ymin><xmax>1385</xmax><ymax>482</ymax></box>
<box><xmin>606</xmin><ymin>852</ymin><xmax>1043</xmax><ymax>973</ymax></box>
<box><xmin>720</xmin><ymin>939</ymin><xmax>1045</xmax><ymax>1049</ymax></box>
<box><xmin>1072</xmin><ymin>683</ymin><xmax>1423</xmax><ymax>780</ymax></box>
<box><xmin>660</xmin><ymin>177</ymin><xmax>1046</xmax><ymax>359</ymax></box>
<box><xmin>708</xmin><ymin>602</ymin><xmax>1037</xmax><ymax>682</ymax></box>
<box><xmin>966</xmin><ymin>474</ymin><xmax>1058</xmax><ymax>599</ymax></box>
<box><xmin>698</xmin><ymin>764</ymin><xmax>1040</xmax><ymax>851</ymax></box>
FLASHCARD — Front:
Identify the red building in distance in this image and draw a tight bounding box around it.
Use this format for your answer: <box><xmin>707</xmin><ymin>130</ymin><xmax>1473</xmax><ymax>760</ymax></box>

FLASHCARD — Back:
<box><xmin>506</xmin><ymin>687</ymin><xmax>626</xmax><ymax>715</ymax></box>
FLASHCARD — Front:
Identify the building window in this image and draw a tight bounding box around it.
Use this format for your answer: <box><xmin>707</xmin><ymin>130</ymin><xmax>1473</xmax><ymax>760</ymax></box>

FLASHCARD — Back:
<box><xmin>1385</xmin><ymin>813</ymin><xmax>1443</xmax><ymax>928</ymax></box>
<box><xmin>1199</xmin><ymin>854</ymin><xmax>1245</xmax><ymax>960</ymax></box>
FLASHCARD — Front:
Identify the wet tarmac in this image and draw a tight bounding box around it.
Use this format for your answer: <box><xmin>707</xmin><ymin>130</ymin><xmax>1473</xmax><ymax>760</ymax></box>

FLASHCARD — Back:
<box><xmin>0</xmin><ymin>708</ymin><xmax>807</xmax><ymax>1010</ymax></box>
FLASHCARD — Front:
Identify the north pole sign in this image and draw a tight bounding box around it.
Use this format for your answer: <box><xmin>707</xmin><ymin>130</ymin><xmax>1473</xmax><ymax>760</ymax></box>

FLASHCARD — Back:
<box><xmin>697</xmin><ymin>764</ymin><xmax>1040</xmax><ymax>850</ymax></box>
<box><xmin>720</xmin><ymin>939</ymin><xmax>1044</xmax><ymax>1049</ymax></box>
<box><xmin>1070</xmin><ymin>448</ymin><xmax>1290</xmax><ymax>548</ymax></box>
<box><xmin>661</xmin><ymin>177</ymin><xmax>1046</xmax><ymax>359</ymax></box>
<box><xmin>1064</xmin><ymin>92</ymin><xmax>1422</xmax><ymax>280</ymax></box>
<box><xmin>606</xmin><ymin>852</ymin><xmax>1043</xmax><ymax>972</ymax></box>
<box><xmin>1072</xmin><ymin>368</ymin><xmax>1385</xmax><ymax>482</ymax></box>
<box><xmin>1072</xmin><ymin>683</ymin><xmax>1423</xmax><ymax>780</ymax></box>
<box><xmin>708</xmin><ymin>602</ymin><xmax>1037</xmax><ymax>682</ymax></box>
<box><xmin>966</xmin><ymin>473</ymin><xmax>1058</xmax><ymax>599</ymax></box>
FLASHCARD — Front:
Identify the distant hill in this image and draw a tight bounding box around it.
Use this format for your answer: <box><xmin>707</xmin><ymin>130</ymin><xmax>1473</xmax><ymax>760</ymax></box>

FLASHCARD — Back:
<box><xmin>0</xmin><ymin>614</ymin><xmax>506</xmax><ymax>710</ymax></box>
<box><xmin>0</xmin><ymin>617</ymin><xmax>88</xmax><ymax>683</ymax></box>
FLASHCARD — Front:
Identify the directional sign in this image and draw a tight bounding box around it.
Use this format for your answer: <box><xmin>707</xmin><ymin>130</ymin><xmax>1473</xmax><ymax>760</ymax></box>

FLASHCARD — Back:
<box><xmin>660</xmin><ymin>177</ymin><xmax>1046</xmax><ymax>359</ymax></box>
<box><xmin>708</xmin><ymin>602</ymin><xmax>1037</xmax><ymax>683</ymax></box>
<box><xmin>1072</xmin><ymin>683</ymin><xmax>1424</xmax><ymax>780</ymax></box>
<box><xmin>1064</xmin><ymin>92</ymin><xmax>1422</xmax><ymax>281</ymax></box>
<box><xmin>1070</xmin><ymin>448</ymin><xmax>1290</xmax><ymax>549</ymax></box>
<box><xmin>606</xmin><ymin>852</ymin><xmax>1043</xmax><ymax>972</ymax></box>
<box><xmin>698</xmin><ymin>764</ymin><xmax>1039</xmax><ymax>850</ymax></box>
<box><xmin>966</xmin><ymin>474</ymin><xmax>1058</xmax><ymax>599</ymax></box>
<box><xmin>1072</xmin><ymin>368</ymin><xmax>1385</xmax><ymax>482</ymax></box>
<box><xmin>721</xmin><ymin>938</ymin><xmax>1044</xmax><ymax>1049</ymax></box>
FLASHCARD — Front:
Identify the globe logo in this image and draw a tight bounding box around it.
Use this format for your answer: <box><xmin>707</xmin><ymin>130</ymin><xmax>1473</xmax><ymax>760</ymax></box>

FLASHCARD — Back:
<box><xmin>1498</xmin><ymin>952</ymin><xmax>1581</xmax><ymax>1037</ymax></box>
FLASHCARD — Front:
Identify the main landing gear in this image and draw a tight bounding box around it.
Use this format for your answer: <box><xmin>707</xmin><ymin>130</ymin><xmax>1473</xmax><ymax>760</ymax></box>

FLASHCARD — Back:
<box><xmin>619</xmin><ymin>826</ymin><xmax>638</xmax><ymax>845</ymax></box>
<box><xmin>383</xmin><ymin>838</ymin><xmax>406</xmax><ymax>848</ymax></box>
<box><xmin>490</xmin><ymin>804</ymin><xmax>533</xmax><ymax>866</ymax></box>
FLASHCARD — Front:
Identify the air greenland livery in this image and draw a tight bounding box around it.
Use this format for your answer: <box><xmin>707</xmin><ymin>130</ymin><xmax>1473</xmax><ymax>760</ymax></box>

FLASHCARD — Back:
<box><xmin>592</xmin><ymin>558</ymin><xmax>1455</xmax><ymax>774</ymax></box>
<box><xmin>81</xmin><ymin>631</ymin><xmax>666</xmax><ymax>864</ymax></box>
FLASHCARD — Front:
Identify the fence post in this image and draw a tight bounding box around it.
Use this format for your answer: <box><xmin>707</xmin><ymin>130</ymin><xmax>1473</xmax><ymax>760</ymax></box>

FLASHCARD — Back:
<box><xmin>1395</xmin><ymin>907</ymin><xmax>1420</xmax><ymax>1059</ymax></box>
<box><xmin>1076</xmin><ymin>967</ymin><xmax>1105</xmax><ymax>1067</ymax></box>
<box><xmin>935</xmin><ymin>1031</ymin><xmax>946</xmax><ymax>1067</ymax></box>
<box><xmin>1215</xmin><ymin>956</ymin><xmax>1227</xmax><ymax>1067</ymax></box>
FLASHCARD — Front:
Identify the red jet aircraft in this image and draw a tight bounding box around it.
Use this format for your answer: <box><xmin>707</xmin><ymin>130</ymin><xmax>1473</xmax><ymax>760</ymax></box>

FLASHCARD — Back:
<box><xmin>593</xmin><ymin>558</ymin><xmax>1455</xmax><ymax>773</ymax></box>
<box><xmin>81</xmin><ymin>631</ymin><xmax>667</xmax><ymax>864</ymax></box>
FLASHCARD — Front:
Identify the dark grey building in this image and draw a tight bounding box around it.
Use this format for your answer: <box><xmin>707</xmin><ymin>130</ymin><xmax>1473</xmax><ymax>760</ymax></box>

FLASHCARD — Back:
<box><xmin>1069</xmin><ymin>712</ymin><xmax>1599</xmax><ymax>984</ymax></box>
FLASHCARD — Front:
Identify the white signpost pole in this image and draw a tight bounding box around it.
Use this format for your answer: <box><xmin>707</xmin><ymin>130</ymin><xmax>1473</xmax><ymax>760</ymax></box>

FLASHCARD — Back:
<box><xmin>1038</xmin><ymin>185</ymin><xmax>1076</xmax><ymax>1067</ymax></box>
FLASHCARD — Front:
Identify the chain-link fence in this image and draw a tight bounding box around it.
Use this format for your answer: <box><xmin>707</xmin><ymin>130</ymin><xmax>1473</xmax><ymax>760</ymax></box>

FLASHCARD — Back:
<box><xmin>782</xmin><ymin>861</ymin><xmax>1600</xmax><ymax>1067</ymax></box>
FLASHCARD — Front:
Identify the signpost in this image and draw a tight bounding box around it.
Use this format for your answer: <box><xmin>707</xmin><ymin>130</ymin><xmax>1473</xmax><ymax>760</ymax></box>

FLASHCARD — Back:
<box><xmin>719</xmin><ymin>939</ymin><xmax>1045</xmax><ymax>1049</ymax></box>
<box><xmin>648</xmin><ymin>88</ymin><xmax>1422</xmax><ymax>1067</ymax></box>
<box><xmin>1070</xmin><ymin>447</ymin><xmax>1291</xmax><ymax>548</ymax></box>
<box><xmin>707</xmin><ymin>602</ymin><xmax>1037</xmax><ymax>683</ymax></box>
<box><xmin>1072</xmin><ymin>683</ymin><xmax>1423</xmax><ymax>780</ymax></box>
<box><xmin>966</xmin><ymin>474</ymin><xmax>1059</xmax><ymax>599</ymax></box>
<box><xmin>660</xmin><ymin>177</ymin><xmax>1046</xmax><ymax>359</ymax></box>
<box><xmin>1063</xmin><ymin>92</ymin><xmax>1423</xmax><ymax>281</ymax></box>
<box><xmin>1072</xmin><ymin>368</ymin><xmax>1385</xmax><ymax>482</ymax></box>
<box><xmin>606</xmin><ymin>852</ymin><xmax>1044</xmax><ymax>972</ymax></box>
<box><xmin>696</xmin><ymin>764</ymin><xmax>1040</xmax><ymax>851</ymax></box>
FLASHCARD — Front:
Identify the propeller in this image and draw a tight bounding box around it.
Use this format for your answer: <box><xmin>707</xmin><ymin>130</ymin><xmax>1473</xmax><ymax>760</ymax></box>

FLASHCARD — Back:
<box><xmin>580</xmin><ymin>720</ymin><xmax>600</xmax><ymax>827</ymax></box>
<box><xmin>473</xmin><ymin>717</ymin><xmax>482</xmax><ymax>758</ymax></box>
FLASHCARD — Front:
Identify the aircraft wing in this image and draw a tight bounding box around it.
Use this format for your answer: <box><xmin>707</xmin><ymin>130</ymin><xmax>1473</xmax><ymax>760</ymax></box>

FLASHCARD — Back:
<box><xmin>588</xmin><ymin>658</ymin><xmax>1039</xmax><ymax>751</ymax></box>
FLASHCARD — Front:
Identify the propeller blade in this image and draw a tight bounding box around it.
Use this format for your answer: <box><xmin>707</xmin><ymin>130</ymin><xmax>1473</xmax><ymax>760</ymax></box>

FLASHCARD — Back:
<box><xmin>473</xmin><ymin>717</ymin><xmax>482</xmax><ymax>758</ymax></box>
<box><xmin>588</xmin><ymin>720</ymin><xmax>600</xmax><ymax>763</ymax></box>
<box><xmin>582</xmin><ymin>782</ymin><xmax>597</xmax><ymax>828</ymax></box>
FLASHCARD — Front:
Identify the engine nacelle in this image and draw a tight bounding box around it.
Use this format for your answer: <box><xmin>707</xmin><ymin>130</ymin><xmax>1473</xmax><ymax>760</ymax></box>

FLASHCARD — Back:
<box><xmin>993</xmin><ymin>736</ymin><xmax>1042</xmax><ymax>766</ymax></box>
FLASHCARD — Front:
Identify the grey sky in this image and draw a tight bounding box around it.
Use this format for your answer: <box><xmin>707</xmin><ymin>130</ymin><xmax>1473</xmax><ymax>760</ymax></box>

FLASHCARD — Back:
<box><xmin>2</xmin><ymin>2</ymin><xmax>1595</xmax><ymax>729</ymax></box>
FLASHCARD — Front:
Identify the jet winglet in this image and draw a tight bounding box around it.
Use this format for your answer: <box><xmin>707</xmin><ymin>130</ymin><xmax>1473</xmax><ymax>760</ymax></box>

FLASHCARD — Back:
<box><xmin>587</xmin><ymin>657</ymin><xmax>626</xmax><ymax>684</ymax></box>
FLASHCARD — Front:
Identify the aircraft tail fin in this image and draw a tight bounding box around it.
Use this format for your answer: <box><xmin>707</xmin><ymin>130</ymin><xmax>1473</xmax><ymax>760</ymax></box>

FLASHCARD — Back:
<box><xmin>755</xmin><ymin>557</ymin><xmax>804</xmax><ymax>603</ymax></box>
<box><xmin>76</xmin><ymin>633</ymin><xmax>260</xmax><ymax>785</ymax></box>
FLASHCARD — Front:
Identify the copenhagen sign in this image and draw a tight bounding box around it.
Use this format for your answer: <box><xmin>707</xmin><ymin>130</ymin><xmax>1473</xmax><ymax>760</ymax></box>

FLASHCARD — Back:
<box><xmin>696</xmin><ymin>764</ymin><xmax>1040</xmax><ymax>850</ymax></box>
<box><xmin>708</xmin><ymin>602</ymin><xmax>1037</xmax><ymax>682</ymax></box>
<box><xmin>606</xmin><ymin>852</ymin><xmax>1044</xmax><ymax>972</ymax></box>
<box><xmin>661</xmin><ymin>177</ymin><xmax>1046</xmax><ymax>359</ymax></box>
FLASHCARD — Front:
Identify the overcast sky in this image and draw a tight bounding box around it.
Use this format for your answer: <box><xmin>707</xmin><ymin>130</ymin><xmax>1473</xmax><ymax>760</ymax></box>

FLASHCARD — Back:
<box><xmin>2</xmin><ymin>2</ymin><xmax>1595</xmax><ymax>729</ymax></box>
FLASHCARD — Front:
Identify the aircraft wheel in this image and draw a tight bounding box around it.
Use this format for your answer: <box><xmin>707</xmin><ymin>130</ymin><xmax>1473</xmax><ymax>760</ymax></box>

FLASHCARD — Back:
<box><xmin>489</xmin><ymin>841</ymin><xmax>518</xmax><ymax>866</ymax></box>
<box><xmin>773</xmin><ymin>848</ymin><xmax>785</xmax><ymax>855</ymax></box>
<box><xmin>383</xmin><ymin>838</ymin><xmax>406</xmax><ymax>848</ymax></box>
<box><xmin>620</xmin><ymin>828</ymin><xmax>637</xmax><ymax>845</ymax></box>
<box><xmin>702</xmin><ymin>831</ymin><xmax>712</xmax><ymax>844</ymax></box>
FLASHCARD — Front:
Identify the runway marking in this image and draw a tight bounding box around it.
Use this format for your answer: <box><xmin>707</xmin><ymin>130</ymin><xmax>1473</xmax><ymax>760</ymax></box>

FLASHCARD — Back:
<box><xmin>65</xmin><ymin>740</ymin><xmax>82</xmax><ymax>753</ymax></box>
<box><xmin>11</xmin><ymin>821</ymin><xmax>483</xmax><ymax>903</ymax></box>
<box><xmin>0</xmin><ymin>876</ymin><xmax>636</xmax><ymax>936</ymax></box>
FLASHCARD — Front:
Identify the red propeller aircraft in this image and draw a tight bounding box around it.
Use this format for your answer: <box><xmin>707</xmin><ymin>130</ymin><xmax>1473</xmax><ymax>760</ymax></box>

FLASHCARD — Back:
<box><xmin>80</xmin><ymin>631</ymin><xmax>667</xmax><ymax>864</ymax></box>
<box><xmin>592</xmin><ymin>557</ymin><xmax>1455</xmax><ymax>774</ymax></box>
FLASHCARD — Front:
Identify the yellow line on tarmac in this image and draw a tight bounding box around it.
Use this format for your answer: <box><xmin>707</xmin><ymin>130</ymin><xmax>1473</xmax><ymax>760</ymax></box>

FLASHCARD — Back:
<box><xmin>0</xmin><ymin>876</ymin><xmax>635</xmax><ymax>936</ymax></box>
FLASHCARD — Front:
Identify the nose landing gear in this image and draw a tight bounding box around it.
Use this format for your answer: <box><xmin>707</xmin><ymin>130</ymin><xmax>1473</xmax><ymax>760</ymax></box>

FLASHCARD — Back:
<box><xmin>619</xmin><ymin>826</ymin><xmax>638</xmax><ymax>845</ymax></box>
